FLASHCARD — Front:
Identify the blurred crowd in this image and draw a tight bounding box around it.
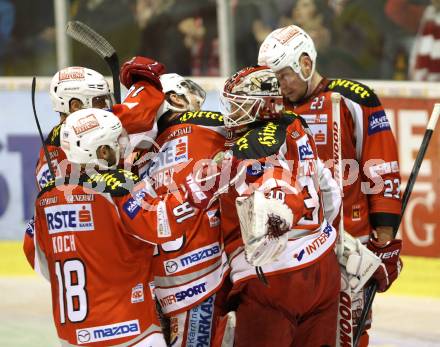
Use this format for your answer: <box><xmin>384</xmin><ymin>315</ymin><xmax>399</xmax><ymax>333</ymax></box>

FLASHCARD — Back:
<box><xmin>0</xmin><ymin>0</ymin><xmax>439</xmax><ymax>80</ymax></box>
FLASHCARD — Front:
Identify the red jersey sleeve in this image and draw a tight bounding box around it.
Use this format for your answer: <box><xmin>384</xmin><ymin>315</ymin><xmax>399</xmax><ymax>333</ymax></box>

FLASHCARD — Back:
<box><xmin>23</xmin><ymin>216</ymin><xmax>36</xmax><ymax>269</ymax></box>
<box><xmin>331</xmin><ymin>80</ymin><xmax>402</xmax><ymax>228</ymax></box>
<box><xmin>114</xmin><ymin>180</ymin><xmax>192</xmax><ymax>245</ymax></box>
<box><xmin>113</xmin><ymin>80</ymin><xmax>165</xmax><ymax>135</ymax></box>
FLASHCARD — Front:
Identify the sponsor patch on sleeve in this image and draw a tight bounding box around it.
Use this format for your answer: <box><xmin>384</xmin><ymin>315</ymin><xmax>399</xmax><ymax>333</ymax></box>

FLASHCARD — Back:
<box><xmin>123</xmin><ymin>189</ymin><xmax>148</xmax><ymax>219</ymax></box>
<box><xmin>368</xmin><ymin>111</ymin><xmax>391</xmax><ymax>135</ymax></box>
<box><xmin>25</xmin><ymin>216</ymin><xmax>35</xmax><ymax>237</ymax></box>
<box><xmin>296</xmin><ymin>134</ymin><xmax>315</xmax><ymax>161</ymax></box>
<box><xmin>131</xmin><ymin>283</ymin><xmax>144</xmax><ymax>303</ymax></box>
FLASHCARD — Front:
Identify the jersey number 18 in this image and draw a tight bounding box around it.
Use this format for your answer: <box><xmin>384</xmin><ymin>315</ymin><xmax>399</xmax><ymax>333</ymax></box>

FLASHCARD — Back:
<box><xmin>55</xmin><ymin>259</ymin><xmax>88</xmax><ymax>324</ymax></box>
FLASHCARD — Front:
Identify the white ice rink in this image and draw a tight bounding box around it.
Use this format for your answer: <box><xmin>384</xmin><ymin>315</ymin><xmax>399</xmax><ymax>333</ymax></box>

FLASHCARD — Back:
<box><xmin>1</xmin><ymin>277</ymin><xmax>439</xmax><ymax>346</ymax></box>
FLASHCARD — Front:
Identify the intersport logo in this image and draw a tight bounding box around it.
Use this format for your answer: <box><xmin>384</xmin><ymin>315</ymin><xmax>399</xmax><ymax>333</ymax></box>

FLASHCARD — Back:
<box><xmin>160</xmin><ymin>282</ymin><xmax>208</xmax><ymax>308</ymax></box>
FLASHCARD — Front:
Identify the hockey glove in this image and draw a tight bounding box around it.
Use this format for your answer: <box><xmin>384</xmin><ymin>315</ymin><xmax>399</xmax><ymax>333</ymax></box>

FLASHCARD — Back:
<box><xmin>182</xmin><ymin>173</ymin><xmax>218</xmax><ymax>211</ymax></box>
<box><xmin>181</xmin><ymin>153</ymin><xmax>235</xmax><ymax>210</ymax></box>
<box><xmin>367</xmin><ymin>238</ymin><xmax>403</xmax><ymax>292</ymax></box>
<box><xmin>120</xmin><ymin>56</ymin><xmax>165</xmax><ymax>90</ymax></box>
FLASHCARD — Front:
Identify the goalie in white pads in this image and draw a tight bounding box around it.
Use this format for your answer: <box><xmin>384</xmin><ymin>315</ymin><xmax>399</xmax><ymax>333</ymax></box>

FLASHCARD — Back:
<box><xmin>217</xmin><ymin>66</ymin><xmax>341</xmax><ymax>347</ymax></box>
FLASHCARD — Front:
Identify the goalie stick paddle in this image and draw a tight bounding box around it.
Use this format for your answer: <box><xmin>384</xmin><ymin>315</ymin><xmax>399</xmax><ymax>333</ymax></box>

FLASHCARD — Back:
<box><xmin>332</xmin><ymin>92</ymin><xmax>355</xmax><ymax>346</ymax></box>
<box><xmin>331</xmin><ymin>92</ymin><xmax>345</xmax><ymax>257</ymax></box>
<box><xmin>31</xmin><ymin>77</ymin><xmax>56</xmax><ymax>180</ymax></box>
<box><xmin>353</xmin><ymin>103</ymin><xmax>440</xmax><ymax>346</ymax></box>
<box><xmin>66</xmin><ymin>20</ymin><xmax>121</xmax><ymax>103</ymax></box>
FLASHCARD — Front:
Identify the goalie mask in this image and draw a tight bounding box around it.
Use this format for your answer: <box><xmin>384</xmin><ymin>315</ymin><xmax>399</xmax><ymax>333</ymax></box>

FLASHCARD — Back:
<box><xmin>159</xmin><ymin>73</ymin><xmax>206</xmax><ymax>118</ymax></box>
<box><xmin>61</xmin><ymin>108</ymin><xmax>127</xmax><ymax>169</ymax></box>
<box><xmin>221</xmin><ymin>66</ymin><xmax>284</xmax><ymax>128</ymax></box>
<box><xmin>50</xmin><ymin>67</ymin><xmax>114</xmax><ymax>115</ymax></box>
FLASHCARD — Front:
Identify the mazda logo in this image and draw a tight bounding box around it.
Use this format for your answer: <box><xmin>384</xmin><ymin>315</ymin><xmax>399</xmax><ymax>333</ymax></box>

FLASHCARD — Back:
<box><xmin>77</xmin><ymin>330</ymin><xmax>91</xmax><ymax>343</ymax></box>
<box><xmin>165</xmin><ymin>261</ymin><xmax>178</xmax><ymax>273</ymax></box>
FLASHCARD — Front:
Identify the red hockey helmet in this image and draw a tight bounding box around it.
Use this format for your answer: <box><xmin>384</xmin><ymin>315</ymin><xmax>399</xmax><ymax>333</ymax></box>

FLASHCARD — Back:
<box><xmin>221</xmin><ymin>65</ymin><xmax>284</xmax><ymax>128</ymax></box>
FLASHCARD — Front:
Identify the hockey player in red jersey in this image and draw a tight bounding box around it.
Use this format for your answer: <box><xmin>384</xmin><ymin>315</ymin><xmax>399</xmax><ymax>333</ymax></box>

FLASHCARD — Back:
<box><xmin>117</xmin><ymin>58</ymin><xmax>230</xmax><ymax>346</ymax></box>
<box><xmin>120</xmin><ymin>64</ymin><xmax>229</xmax><ymax>346</ymax></box>
<box><xmin>258</xmin><ymin>25</ymin><xmax>403</xmax><ymax>346</ymax></box>
<box><xmin>24</xmin><ymin>108</ymin><xmax>208</xmax><ymax>346</ymax></box>
<box><xmin>35</xmin><ymin>67</ymin><xmax>114</xmax><ymax>190</ymax></box>
<box><xmin>25</xmin><ymin>67</ymin><xmax>115</xmax><ymax>269</ymax></box>
<box><xmin>217</xmin><ymin>66</ymin><xmax>341</xmax><ymax>347</ymax></box>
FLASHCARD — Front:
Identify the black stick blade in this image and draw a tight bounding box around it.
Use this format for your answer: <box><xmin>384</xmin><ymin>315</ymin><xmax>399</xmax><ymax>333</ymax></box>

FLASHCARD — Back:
<box><xmin>66</xmin><ymin>21</ymin><xmax>115</xmax><ymax>59</ymax></box>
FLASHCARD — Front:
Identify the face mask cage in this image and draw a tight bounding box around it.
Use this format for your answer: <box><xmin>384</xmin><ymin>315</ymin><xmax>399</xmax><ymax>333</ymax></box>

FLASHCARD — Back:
<box><xmin>220</xmin><ymin>91</ymin><xmax>264</xmax><ymax>128</ymax></box>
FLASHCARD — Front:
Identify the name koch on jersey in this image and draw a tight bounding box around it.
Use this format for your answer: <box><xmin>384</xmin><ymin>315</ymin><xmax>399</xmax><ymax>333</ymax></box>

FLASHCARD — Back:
<box><xmin>44</xmin><ymin>204</ymin><xmax>94</xmax><ymax>234</ymax></box>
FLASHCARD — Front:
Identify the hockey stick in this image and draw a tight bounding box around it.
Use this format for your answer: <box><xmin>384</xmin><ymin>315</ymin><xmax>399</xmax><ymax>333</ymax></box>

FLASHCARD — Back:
<box><xmin>66</xmin><ymin>21</ymin><xmax>121</xmax><ymax>103</ymax></box>
<box><xmin>331</xmin><ymin>92</ymin><xmax>345</xmax><ymax>257</ymax></box>
<box><xmin>31</xmin><ymin>77</ymin><xmax>56</xmax><ymax>180</ymax></box>
<box><xmin>353</xmin><ymin>103</ymin><xmax>440</xmax><ymax>346</ymax></box>
<box><xmin>332</xmin><ymin>92</ymin><xmax>355</xmax><ymax>346</ymax></box>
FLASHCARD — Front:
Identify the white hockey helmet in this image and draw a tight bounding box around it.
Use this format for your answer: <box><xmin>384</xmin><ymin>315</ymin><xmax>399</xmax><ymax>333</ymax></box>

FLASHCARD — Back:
<box><xmin>221</xmin><ymin>65</ymin><xmax>284</xmax><ymax>128</ymax></box>
<box><xmin>258</xmin><ymin>25</ymin><xmax>317</xmax><ymax>82</ymax></box>
<box><xmin>60</xmin><ymin>108</ymin><xmax>125</xmax><ymax>169</ymax></box>
<box><xmin>50</xmin><ymin>67</ymin><xmax>114</xmax><ymax>115</ymax></box>
<box><xmin>159</xmin><ymin>73</ymin><xmax>206</xmax><ymax>117</ymax></box>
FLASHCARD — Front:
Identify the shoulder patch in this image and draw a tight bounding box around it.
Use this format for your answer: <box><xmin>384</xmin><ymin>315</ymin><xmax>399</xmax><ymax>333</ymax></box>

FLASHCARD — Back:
<box><xmin>158</xmin><ymin>110</ymin><xmax>225</xmax><ymax>134</ymax></box>
<box><xmin>37</xmin><ymin>178</ymin><xmax>58</xmax><ymax>198</ymax></box>
<box><xmin>37</xmin><ymin>170</ymin><xmax>140</xmax><ymax>198</ymax></box>
<box><xmin>37</xmin><ymin>176</ymin><xmax>75</xmax><ymax>198</ymax></box>
<box><xmin>45</xmin><ymin>124</ymin><xmax>62</xmax><ymax>146</ymax></box>
<box><xmin>327</xmin><ymin>79</ymin><xmax>381</xmax><ymax>107</ymax></box>
<box><xmin>177</xmin><ymin>110</ymin><xmax>225</xmax><ymax>127</ymax></box>
<box><xmin>232</xmin><ymin>121</ymin><xmax>287</xmax><ymax>160</ymax></box>
<box><xmin>82</xmin><ymin>169</ymin><xmax>140</xmax><ymax>196</ymax></box>
<box><xmin>279</xmin><ymin>111</ymin><xmax>311</xmax><ymax>130</ymax></box>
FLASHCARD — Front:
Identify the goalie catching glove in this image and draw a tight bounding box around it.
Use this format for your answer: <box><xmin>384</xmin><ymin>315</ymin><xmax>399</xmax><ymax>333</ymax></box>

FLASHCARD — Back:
<box><xmin>367</xmin><ymin>238</ymin><xmax>403</xmax><ymax>292</ymax></box>
<box><xmin>120</xmin><ymin>56</ymin><xmax>165</xmax><ymax>90</ymax></box>
<box><xmin>235</xmin><ymin>190</ymin><xmax>293</xmax><ymax>267</ymax></box>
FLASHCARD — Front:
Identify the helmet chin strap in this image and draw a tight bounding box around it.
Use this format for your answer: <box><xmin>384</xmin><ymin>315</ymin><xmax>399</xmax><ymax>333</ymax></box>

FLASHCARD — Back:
<box><xmin>297</xmin><ymin>62</ymin><xmax>316</xmax><ymax>101</ymax></box>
